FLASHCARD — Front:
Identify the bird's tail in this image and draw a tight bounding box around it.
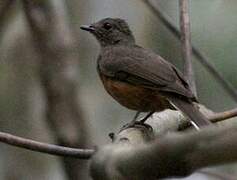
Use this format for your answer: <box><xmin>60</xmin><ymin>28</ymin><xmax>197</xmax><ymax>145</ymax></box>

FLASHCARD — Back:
<box><xmin>167</xmin><ymin>96</ymin><xmax>212</xmax><ymax>128</ymax></box>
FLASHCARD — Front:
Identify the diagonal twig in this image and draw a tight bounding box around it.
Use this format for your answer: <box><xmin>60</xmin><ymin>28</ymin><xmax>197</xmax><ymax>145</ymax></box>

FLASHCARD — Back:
<box><xmin>179</xmin><ymin>0</ymin><xmax>197</xmax><ymax>96</ymax></box>
<box><xmin>142</xmin><ymin>0</ymin><xmax>237</xmax><ymax>102</ymax></box>
<box><xmin>179</xmin><ymin>106</ymin><xmax>237</xmax><ymax>130</ymax></box>
<box><xmin>0</xmin><ymin>131</ymin><xmax>95</xmax><ymax>159</ymax></box>
<box><xmin>209</xmin><ymin>107</ymin><xmax>237</xmax><ymax>123</ymax></box>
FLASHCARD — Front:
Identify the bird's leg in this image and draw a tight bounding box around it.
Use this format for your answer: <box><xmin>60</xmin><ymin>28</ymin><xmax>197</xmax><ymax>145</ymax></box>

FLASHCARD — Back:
<box><xmin>132</xmin><ymin>111</ymin><xmax>141</xmax><ymax>122</ymax></box>
<box><xmin>121</xmin><ymin>111</ymin><xmax>154</xmax><ymax>131</ymax></box>
<box><xmin>140</xmin><ymin>111</ymin><xmax>155</xmax><ymax>123</ymax></box>
<box><xmin>122</xmin><ymin>111</ymin><xmax>141</xmax><ymax>129</ymax></box>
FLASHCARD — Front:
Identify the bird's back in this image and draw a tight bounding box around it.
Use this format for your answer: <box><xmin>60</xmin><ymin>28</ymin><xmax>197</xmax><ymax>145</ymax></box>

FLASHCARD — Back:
<box><xmin>98</xmin><ymin>45</ymin><xmax>195</xmax><ymax>100</ymax></box>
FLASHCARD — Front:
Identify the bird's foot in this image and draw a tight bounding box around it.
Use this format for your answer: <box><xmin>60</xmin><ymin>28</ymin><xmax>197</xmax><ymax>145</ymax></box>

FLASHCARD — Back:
<box><xmin>120</xmin><ymin>119</ymin><xmax>152</xmax><ymax>132</ymax></box>
<box><xmin>140</xmin><ymin>111</ymin><xmax>155</xmax><ymax>123</ymax></box>
<box><xmin>132</xmin><ymin>111</ymin><xmax>141</xmax><ymax>121</ymax></box>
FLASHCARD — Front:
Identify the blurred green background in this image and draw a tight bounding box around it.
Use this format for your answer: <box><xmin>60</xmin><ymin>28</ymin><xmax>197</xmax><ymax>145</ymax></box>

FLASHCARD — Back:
<box><xmin>0</xmin><ymin>0</ymin><xmax>236</xmax><ymax>179</ymax></box>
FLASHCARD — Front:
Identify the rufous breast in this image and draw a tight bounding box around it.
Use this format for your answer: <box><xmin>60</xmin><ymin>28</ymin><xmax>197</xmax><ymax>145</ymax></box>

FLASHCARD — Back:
<box><xmin>99</xmin><ymin>73</ymin><xmax>171</xmax><ymax>112</ymax></box>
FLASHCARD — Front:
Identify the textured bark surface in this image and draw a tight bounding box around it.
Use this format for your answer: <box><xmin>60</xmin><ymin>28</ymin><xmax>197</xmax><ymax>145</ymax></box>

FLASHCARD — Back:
<box><xmin>90</xmin><ymin>109</ymin><xmax>237</xmax><ymax>179</ymax></box>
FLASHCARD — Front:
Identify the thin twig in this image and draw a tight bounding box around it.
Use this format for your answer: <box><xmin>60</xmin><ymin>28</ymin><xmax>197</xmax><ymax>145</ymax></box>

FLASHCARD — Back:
<box><xmin>0</xmin><ymin>132</ymin><xmax>94</xmax><ymax>159</ymax></box>
<box><xmin>142</xmin><ymin>0</ymin><xmax>237</xmax><ymax>102</ymax></box>
<box><xmin>179</xmin><ymin>0</ymin><xmax>197</xmax><ymax>96</ymax></box>
<box><xmin>179</xmin><ymin>107</ymin><xmax>237</xmax><ymax>130</ymax></box>
<box><xmin>209</xmin><ymin>107</ymin><xmax>237</xmax><ymax>123</ymax></box>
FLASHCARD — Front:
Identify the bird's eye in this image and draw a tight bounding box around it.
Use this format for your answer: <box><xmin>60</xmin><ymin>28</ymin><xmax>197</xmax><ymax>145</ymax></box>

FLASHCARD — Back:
<box><xmin>103</xmin><ymin>23</ymin><xmax>112</xmax><ymax>30</ymax></box>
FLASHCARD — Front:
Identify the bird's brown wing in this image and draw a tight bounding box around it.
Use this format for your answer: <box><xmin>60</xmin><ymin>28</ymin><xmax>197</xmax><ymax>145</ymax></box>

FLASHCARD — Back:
<box><xmin>99</xmin><ymin>46</ymin><xmax>195</xmax><ymax>99</ymax></box>
<box><xmin>99</xmin><ymin>46</ymin><xmax>212</xmax><ymax>127</ymax></box>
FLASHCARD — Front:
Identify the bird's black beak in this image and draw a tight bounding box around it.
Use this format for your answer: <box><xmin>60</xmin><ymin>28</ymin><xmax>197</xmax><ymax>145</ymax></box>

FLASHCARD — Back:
<box><xmin>80</xmin><ymin>25</ymin><xmax>95</xmax><ymax>32</ymax></box>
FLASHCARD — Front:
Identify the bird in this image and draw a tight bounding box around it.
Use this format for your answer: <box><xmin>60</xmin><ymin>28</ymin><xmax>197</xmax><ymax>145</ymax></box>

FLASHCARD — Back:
<box><xmin>80</xmin><ymin>18</ymin><xmax>211</xmax><ymax>128</ymax></box>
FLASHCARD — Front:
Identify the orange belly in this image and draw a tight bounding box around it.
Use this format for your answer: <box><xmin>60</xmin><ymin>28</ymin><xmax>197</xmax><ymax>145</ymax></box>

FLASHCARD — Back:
<box><xmin>100</xmin><ymin>74</ymin><xmax>172</xmax><ymax>112</ymax></box>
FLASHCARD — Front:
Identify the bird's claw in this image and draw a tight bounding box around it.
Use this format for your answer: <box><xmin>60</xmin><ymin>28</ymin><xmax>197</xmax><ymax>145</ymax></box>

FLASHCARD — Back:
<box><xmin>120</xmin><ymin>120</ymin><xmax>152</xmax><ymax>132</ymax></box>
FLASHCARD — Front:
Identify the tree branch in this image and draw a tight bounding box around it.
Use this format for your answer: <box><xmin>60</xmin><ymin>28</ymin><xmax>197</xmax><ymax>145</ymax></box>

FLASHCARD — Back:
<box><xmin>0</xmin><ymin>1</ymin><xmax>235</xmax><ymax>179</ymax></box>
<box><xmin>179</xmin><ymin>106</ymin><xmax>237</xmax><ymax>130</ymax></box>
<box><xmin>0</xmin><ymin>106</ymin><xmax>235</xmax><ymax>159</ymax></box>
<box><xmin>90</xmin><ymin>120</ymin><xmax>237</xmax><ymax>179</ymax></box>
<box><xmin>142</xmin><ymin>0</ymin><xmax>237</xmax><ymax>102</ymax></box>
<box><xmin>209</xmin><ymin>107</ymin><xmax>237</xmax><ymax>123</ymax></box>
<box><xmin>0</xmin><ymin>131</ymin><xmax>94</xmax><ymax>159</ymax></box>
<box><xmin>179</xmin><ymin>0</ymin><xmax>197</xmax><ymax>96</ymax></box>
<box><xmin>0</xmin><ymin>105</ymin><xmax>235</xmax><ymax>179</ymax></box>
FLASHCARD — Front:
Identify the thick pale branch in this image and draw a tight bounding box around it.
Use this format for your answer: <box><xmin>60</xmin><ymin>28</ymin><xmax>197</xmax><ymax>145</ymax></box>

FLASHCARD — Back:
<box><xmin>0</xmin><ymin>105</ymin><xmax>235</xmax><ymax>179</ymax></box>
<box><xmin>91</xmin><ymin>123</ymin><xmax>237</xmax><ymax>179</ymax></box>
<box><xmin>142</xmin><ymin>0</ymin><xmax>237</xmax><ymax>102</ymax></box>
<box><xmin>0</xmin><ymin>106</ymin><xmax>234</xmax><ymax>159</ymax></box>
<box><xmin>90</xmin><ymin>105</ymin><xmax>237</xmax><ymax>179</ymax></box>
<box><xmin>0</xmin><ymin>132</ymin><xmax>94</xmax><ymax>159</ymax></box>
<box><xmin>179</xmin><ymin>0</ymin><xmax>196</xmax><ymax>96</ymax></box>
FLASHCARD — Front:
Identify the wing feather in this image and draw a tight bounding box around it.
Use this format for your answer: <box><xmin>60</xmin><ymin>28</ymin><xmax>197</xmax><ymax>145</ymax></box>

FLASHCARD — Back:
<box><xmin>99</xmin><ymin>46</ymin><xmax>194</xmax><ymax>99</ymax></box>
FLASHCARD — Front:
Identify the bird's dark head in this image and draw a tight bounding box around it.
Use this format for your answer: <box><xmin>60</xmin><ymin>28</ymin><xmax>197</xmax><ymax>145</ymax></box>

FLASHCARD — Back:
<box><xmin>80</xmin><ymin>18</ymin><xmax>135</xmax><ymax>47</ymax></box>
